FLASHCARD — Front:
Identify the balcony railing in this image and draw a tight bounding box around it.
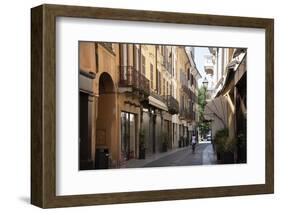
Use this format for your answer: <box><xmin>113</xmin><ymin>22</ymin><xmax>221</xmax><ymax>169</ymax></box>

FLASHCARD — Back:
<box><xmin>180</xmin><ymin>71</ymin><xmax>188</xmax><ymax>87</ymax></box>
<box><xmin>182</xmin><ymin>84</ymin><xmax>189</xmax><ymax>94</ymax></box>
<box><xmin>179</xmin><ymin>108</ymin><xmax>187</xmax><ymax>120</ymax></box>
<box><xmin>164</xmin><ymin>95</ymin><xmax>179</xmax><ymax>115</ymax></box>
<box><xmin>181</xmin><ymin>86</ymin><xmax>197</xmax><ymax>103</ymax></box>
<box><xmin>119</xmin><ymin>65</ymin><xmax>150</xmax><ymax>95</ymax></box>
<box><xmin>187</xmin><ymin>89</ymin><xmax>197</xmax><ymax>102</ymax></box>
<box><xmin>179</xmin><ymin>108</ymin><xmax>195</xmax><ymax>121</ymax></box>
<box><xmin>150</xmin><ymin>91</ymin><xmax>165</xmax><ymax>103</ymax></box>
<box><xmin>139</xmin><ymin>72</ymin><xmax>150</xmax><ymax>95</ymax></box>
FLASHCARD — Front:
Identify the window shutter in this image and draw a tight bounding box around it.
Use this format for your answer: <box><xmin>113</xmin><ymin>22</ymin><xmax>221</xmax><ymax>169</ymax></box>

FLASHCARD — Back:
<box><xmin>142</xmin><ymin>54</ymin><xmax>145</xmax><ymax>75</ymax></box>
<box><xmin>150</xmin><ymin>64</ymin><xmax>153</xmax><ymax>89</ymax></box>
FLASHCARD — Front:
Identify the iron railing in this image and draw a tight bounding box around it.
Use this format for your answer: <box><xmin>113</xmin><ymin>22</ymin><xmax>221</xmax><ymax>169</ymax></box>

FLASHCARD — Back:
<box><xmin>181</xmin><ymin>86</ymin><xmax>198</xmax><ymax>103</ymax></box>
<box><xmin>182</xmin><ymin>84</ymin><xmax>189</xmax><ymax>94</ymax></box>
<box><xmin>187</xmin><ymin>88</ymin><xmax>197</xmax><ymax>102</ymax></box>
<box><xmin>179</xmin><ymin>107</ymin><xmax>195</xmax><ymax>121</ymax></box>
<box><xmin>119</xmin><ymin>65</ymin><xmax>150</xmax><ymax>95</ymax></box>
<box><xmin>150</xmin><ymin>91</ymin><xmax>165</xmax><ymax>103</ymax></box>
<box><xmin>180</xmin><ymin>71</ymin><xmax>188</xmax><ymax>87</ymax></box>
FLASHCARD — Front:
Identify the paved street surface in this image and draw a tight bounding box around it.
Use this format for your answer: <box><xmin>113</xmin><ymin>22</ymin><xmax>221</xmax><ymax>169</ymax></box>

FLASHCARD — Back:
<box><xmin>121</xmin><ymin>143</ymin><xmax>217</xmax><ymax>168</ymax></box>
<box><xmin>144</xmin><ymin>143</ymin><xmax>216</xmax><ymax>167</ymax></box>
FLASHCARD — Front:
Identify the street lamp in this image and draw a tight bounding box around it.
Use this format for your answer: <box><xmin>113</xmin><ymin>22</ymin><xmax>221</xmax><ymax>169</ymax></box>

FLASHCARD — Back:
<box><xmin>202</xmin><ymin>77</ymin><xmax>209</xmax><ymax>88</ymax></box>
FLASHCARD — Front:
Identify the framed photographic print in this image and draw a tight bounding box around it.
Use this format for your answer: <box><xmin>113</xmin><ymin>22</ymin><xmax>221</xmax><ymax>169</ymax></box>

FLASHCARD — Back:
<box><xmin>31</xmin><ymin>4</ymin><xmax>274</xmax><ymax>208</ymax></box>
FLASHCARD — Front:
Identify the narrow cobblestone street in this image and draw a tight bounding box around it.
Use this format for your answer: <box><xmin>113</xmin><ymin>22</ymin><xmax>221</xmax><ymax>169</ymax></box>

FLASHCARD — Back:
<box><xmin>144</xmin><ymin>143</ymin><xmax>217</xmax><ymax>167</ymax></box>
<box><xmin>121</xmin><ymin>143</ymin><xmax>217</xmax><ymax>169</ymax></box>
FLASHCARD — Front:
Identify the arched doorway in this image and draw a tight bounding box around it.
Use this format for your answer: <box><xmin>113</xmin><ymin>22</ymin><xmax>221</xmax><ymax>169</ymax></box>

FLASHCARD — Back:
<box><xmin>95</xmin><ymin>72</ymin><xmax>117</xmax><ymax>169</ymax></box>
<box><xmin>98</xmin><ymin>72</ymin><xmax>114</xmax><ymax>94</ymax></box>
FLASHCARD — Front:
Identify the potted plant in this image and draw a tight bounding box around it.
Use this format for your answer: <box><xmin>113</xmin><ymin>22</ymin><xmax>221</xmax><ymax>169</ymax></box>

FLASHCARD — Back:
<box><xmin>213</xmin><ymin>128</ymin><xmax>228</xmax><ymax>162</ymax></box>
<box><xmin>222</xmin><ymin>137</ymin><xmax>236</xmax><ymax>164</ymax></box>
<box><xmin>139</xmin><ymin>129</ymin><xmax>146</xmax><ymax>159</ymax></box>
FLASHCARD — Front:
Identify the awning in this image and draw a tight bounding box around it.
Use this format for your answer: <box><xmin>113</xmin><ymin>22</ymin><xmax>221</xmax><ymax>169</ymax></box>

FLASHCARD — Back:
<box><xmin>204</xmin><ymin>96</ymin><xmax>228</xmax><ymax>128</ymax></box>
<box><xmin>215</xmin><ymin>51</ymin><xmax>246</xmax><ymax>97</ymax></box>
<box><xmin>233</xmin><ymin>48</ymin><xmax>246</xmax><ymax>58</ymax></box>
<box><xmin>148</xmin><ymin>96</ymin><xmax>168</xmax><ymax>111</ymax></box>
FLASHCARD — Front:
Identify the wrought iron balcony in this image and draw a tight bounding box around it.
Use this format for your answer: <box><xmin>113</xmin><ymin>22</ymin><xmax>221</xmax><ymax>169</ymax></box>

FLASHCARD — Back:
<box><xmin>179</xmin><ymin>108</ymin><xmax>195</xmax><ymax>121</ymax></box>
<box><xmin>139</xmin><ymin>72</ymin><xmax>150</xmax><ymax>96</ymax></box>
<box><xmin>181</xmin><ymin>86</ymin><xmax>197</xmax><ymax>103</ymax></box>
<box><xmin>164</xmin><ymin>95</ymin><xmax>179</xmax><ymax>115</ymax></box>
<box><xmin>150</xmin><ymin>91</ymin><xmax>165</xmax><ymax>102</ymax></box>
<box><xmin>180</xmin><ymin>71</ymin><xmax>188</xmax><ymax>87</ymax></box>
<box><xmin>187</xmin><ymin>89</ymin><xmax>197</xmax><ymax>102</ymax></box>
<box><xmin>119</xmin><ymin>65</ymin><xmax>150</xmax><ymax>95</ymax></box>
<box><xmin>179</xmin><ymin>108</ymin><xmax>187</xmax><ymax>120</ymax></box>
<box><xmin>181</xmin><ymin>84</ymin><xmax>189</xmax><ymax>94</ymax></box>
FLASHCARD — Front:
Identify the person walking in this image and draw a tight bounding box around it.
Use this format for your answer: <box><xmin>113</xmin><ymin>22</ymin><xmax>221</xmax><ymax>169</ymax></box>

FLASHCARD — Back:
<box><xmin>191</xmin><ymin>133</ymin><xmax>196</xmax><ymax>154</ymax></box>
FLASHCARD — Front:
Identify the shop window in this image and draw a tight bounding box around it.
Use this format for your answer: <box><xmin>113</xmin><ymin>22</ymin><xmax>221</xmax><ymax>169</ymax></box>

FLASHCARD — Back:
<box><xmin>121</xmin><ymin>112</ymin><xmax>136</xmax><ymax>161</ymax></box>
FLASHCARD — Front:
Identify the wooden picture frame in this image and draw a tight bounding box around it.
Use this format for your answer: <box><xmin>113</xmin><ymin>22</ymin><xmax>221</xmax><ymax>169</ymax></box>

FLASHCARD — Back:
<box><xmin>31</xmin><ymin>4</ymin><xmax>274</xmax><ymax>208</ymax></box>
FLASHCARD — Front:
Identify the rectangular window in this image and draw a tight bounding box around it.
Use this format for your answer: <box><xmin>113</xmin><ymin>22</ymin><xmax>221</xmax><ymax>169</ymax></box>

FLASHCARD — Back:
<box><xmin>159</xmin><ymin>72</ymin><xmax>161</xmax><ymax>94</ymax></box>
<box><xmin>121</xmin><ymin>112</ymin><xmax>136</xmax><ymax>161</ymax></box>
<box><xmin>156</xmin><ymin>69</ymin><xmax>159</xmax><ymax>93</ymax></box>
<box><xmin>180</xmin><ymin>69</ymin><xmax>183</xmax><ymax>81</ymax></box>
<box><xmin>121</xmin><ymin>44</ymin><xmax>127</xmax><ymax>66</ymax></box>
<box><xmin>163</xmin><ymin>79</ymin><xmax>166</xmax><ymax>96</ymax></box>
<box><xmin>142</xmin><ymin>54</ymin><xmax>146</xmax><ymax>75</ymax></box>
<box><xmin>120</xmin><ymin>44</ymin><xmax>128</xmax><ymax>80</ymax></box>
<box><xmin>180</xmin><ymin>95</ymin><xmax>184</xmax><ymax>111</ymax></box>
<box><xmin>163</xmin><ymin>46</ymin><xmax>167</xmax><ymax>68</ymax></box>
<box><xmin>133</xmin><ymin>45</ymin><xmax>138</xmax><ymax>71</ymax></box>
<box><xmin>150</xmin><ymin>63</ymin><xmax>153</xmax><ymax>89</ymax></box>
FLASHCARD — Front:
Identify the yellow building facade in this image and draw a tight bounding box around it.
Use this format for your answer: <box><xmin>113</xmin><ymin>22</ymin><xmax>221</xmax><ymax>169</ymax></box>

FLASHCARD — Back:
<box><xmin>79</xmin><ymin>42</ymin><xmax>200</xmax><ymax>169</ymax></box>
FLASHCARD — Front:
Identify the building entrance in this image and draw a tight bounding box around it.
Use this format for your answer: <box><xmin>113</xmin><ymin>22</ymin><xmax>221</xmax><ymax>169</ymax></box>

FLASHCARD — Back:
<box><xmin>121</xmin><ymin>112</ymin><xmax>136</xmax><ymax>161</ymax></box>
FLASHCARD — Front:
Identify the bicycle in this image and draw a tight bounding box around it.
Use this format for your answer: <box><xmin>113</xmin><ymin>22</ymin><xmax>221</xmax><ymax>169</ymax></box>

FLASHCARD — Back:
<box><xmin>192</xmin><ymin>143</ymin><xmax>196</xmax><ymax>154</ymax></box>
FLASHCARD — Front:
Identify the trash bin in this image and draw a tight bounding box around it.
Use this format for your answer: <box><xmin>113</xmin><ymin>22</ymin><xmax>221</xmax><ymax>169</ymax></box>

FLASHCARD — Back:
<box><xmin>95</xmin><ymin>148</ymin><xmax>109</xmax><ymax>169</ymax></box>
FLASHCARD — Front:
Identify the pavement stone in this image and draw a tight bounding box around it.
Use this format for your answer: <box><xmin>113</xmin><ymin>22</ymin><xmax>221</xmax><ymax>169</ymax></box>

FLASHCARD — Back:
<box><xmin>120</xmin><ymin>143</ymin><xmax>217</xmax><ymax>168</ymax></box>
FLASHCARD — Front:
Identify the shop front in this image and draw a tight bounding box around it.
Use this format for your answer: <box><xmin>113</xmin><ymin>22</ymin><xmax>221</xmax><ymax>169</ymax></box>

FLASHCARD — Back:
<box><xmin>120</xmin><ymin>112</ymin><xmax>137</xmax><ymax>162</ymax></box>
